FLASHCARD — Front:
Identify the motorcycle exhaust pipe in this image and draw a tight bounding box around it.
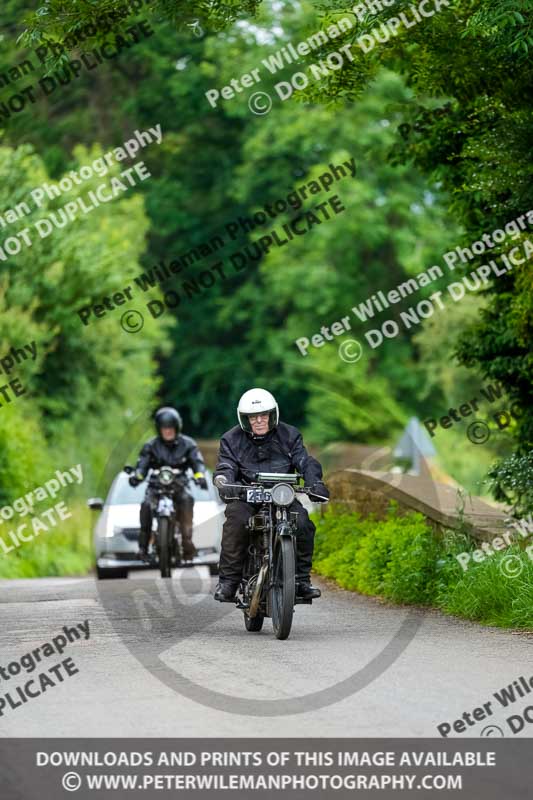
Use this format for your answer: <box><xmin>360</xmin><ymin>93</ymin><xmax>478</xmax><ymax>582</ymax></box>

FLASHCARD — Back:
<box><xmin>248</xmin><ymin>561</ymin><xmax>268</xmax><ymax>618</ymax></box>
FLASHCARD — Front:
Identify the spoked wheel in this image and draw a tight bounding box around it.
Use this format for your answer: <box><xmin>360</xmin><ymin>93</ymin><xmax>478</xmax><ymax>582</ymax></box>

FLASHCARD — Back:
<box><xmin>271</xmin><ymin>537</ymin><xmax>295</xmax><ymax>640</ymax></box>
<box><xmin>158</xmin><ymin>518</ymin><xmax>172</xmax><ymax>578</ymax></box>
<box><xmin>244</xmin><ymin>613</ymin><xmax>264</xmax><ymax>632</ymax></box>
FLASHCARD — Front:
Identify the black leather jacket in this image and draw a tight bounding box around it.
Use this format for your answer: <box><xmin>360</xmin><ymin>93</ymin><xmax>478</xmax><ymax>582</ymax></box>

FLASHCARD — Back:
<box><xmin>135</xmin><ymin>435</ymin><xmax>206</xmax><ymax>477</ymax></box>
<box><xmin>214</xmin><ymin>422</ymin><xmax>324</xmax><ymax>488</ymax></box>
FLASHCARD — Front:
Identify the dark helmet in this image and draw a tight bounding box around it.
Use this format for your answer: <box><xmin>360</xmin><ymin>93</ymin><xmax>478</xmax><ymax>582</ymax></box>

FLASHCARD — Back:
<box><xmin>154</xmin><ymin>406</ymin><xmax>182</xmax><ymax>437</ymax></box>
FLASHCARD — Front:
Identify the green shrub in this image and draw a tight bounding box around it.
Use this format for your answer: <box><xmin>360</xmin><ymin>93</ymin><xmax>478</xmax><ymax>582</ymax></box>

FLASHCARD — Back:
<box><xmin>0</xmin><ymin>403</ymin><xmax>53</xmax><ymax>507</ymax></box>
<box><xmin>486</xmin><ymin>452</ymin><xmax>533</xmax><ymax>516</ymax></box>
<box><xmin>312</xmin><ymin>504</ymin><xmax>533</xmax><ymax>629</ymax></box>
<box><xmin>313</xmin><ymin>503</ymin><xmax>439</xmax><ymax>604</ymax></box>
<box><xmin>0</xmin><ymin>503</ymin><xmax>93</xmax><ymax>579</ymax></box>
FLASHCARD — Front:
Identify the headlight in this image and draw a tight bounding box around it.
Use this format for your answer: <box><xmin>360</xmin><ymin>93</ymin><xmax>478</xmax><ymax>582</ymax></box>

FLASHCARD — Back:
<box><xmin>271</xmin><ymin>483</ymin><xmax>295</xmax><ymax>506</ymax></box>
<box><xmin>159</xmin><ymin>468</ymin><xmax>174</xmax><ymax>485</ymax></box>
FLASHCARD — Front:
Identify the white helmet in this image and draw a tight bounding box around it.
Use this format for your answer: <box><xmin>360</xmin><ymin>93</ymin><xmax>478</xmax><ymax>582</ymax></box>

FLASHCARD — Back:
<box><xmin>237</xmin><ymin>388</ymin><xmax>279</xmax><ymax>434</ymax></box>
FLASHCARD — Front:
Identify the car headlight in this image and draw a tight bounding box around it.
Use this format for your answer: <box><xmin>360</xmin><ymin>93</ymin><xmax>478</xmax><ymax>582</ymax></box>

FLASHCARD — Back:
<box><xmin>159</xmin><ymin>467</ymin><xmax>174</xmax><ymax>485</ymax></box>
<box><xmin>271</xmin><ymin>483</ymin><xmax>295</xmax><ymax>506</ymax></box>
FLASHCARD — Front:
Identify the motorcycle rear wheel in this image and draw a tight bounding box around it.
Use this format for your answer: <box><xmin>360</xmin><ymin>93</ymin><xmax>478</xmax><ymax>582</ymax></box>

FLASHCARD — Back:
<box><xmin>271</xmin><ymin>537</ymin><xmax>295</xmax><ymax>640</ymax></box>
<box><xmin>158</xmin><ymin>517</ymin><xmax>172</xmax><ymax>578</ymax></box>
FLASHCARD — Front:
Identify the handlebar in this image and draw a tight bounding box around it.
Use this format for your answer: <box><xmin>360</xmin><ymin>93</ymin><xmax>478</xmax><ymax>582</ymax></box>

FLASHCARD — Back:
<box><xmin>123</xmin><ymin>466</ymin><xmax>194</xmax><ymax>483</ymax></box>
<box><xmin>150</xmin><ymin>468</ymin><xmax>186</xmax><ymax>476</ymax></box>
<box><xmin>213</xmin><ymin>476</ymin><xmax>328</xmax><ymax>503</ymax></box>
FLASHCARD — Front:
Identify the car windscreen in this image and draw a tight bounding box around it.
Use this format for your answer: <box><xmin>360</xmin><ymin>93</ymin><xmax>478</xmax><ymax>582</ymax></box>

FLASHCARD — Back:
<box><xmin>107</xmin><ymin>471</ymin><xmax>218</xmax><ymax>505</ymax></box>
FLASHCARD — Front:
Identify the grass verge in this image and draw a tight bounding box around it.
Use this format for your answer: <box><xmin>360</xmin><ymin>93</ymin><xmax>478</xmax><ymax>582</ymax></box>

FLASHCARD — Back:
<box><xmin>311</xmin><ymin>503</ymin><xmax>533</xmax><ymax>629</ymax></box>
<box><xmin>0</xmin><ymin>502</ymin><xmax>93</xmax><ymax>579</ymax></box>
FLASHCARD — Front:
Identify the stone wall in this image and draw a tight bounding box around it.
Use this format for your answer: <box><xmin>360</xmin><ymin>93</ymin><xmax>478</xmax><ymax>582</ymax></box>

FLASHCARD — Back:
<box><xmin>328</xmin><ymin>468</ymin><xmax>509</xmax><ymax>542</ymax></box>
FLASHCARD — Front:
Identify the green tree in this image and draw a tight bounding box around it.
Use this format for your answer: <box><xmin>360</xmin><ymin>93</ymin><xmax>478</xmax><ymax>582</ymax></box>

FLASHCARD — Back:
<box><xmin>6</xmin><ymin>0</ymin><xmax>525</xmax><ymax>467</ymax></box>
<box><xmin>310</xmin><ymin>0</ymin><xmax>533</xmax><ymax>452</ymax></box>
<box><xmin>0</xmin><ymin>142</ymin><xmax>168</xmax><ymax>492</ymax></box>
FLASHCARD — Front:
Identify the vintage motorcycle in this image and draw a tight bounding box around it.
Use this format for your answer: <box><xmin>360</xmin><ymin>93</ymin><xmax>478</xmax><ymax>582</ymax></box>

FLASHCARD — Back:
<box><xmin>124</xmin><ymin>465</ymin><xmax>192</xmax><ymax>578</ymax></box>
<box><xmin>214</xmin><ymin>472</ymin><xmax>327</xmax><ymax>640</ymax></box>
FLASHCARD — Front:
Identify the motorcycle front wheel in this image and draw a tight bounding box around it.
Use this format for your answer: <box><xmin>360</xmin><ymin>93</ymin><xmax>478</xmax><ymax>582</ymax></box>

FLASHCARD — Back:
<box><xmin>158</xmin><ymin>517</ymin><xmax>172</xmax><ymax>578</ymax></box>
<box><xmin>271</xmin><ymin>536</ymin><xmax>295</xmax><ymax>640</ymax></box>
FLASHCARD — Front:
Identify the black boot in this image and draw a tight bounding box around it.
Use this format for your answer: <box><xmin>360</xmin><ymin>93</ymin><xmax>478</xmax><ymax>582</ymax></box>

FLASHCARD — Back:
<box><xmin>138</xmin><ymin>529</ymin><xmax>150</xmax><ymax>562</ymax></box>
<box><xmin>138</xmin><ymin>546</ymin><xmax>150</xmax><ymax>563</ymax></box>
<box><xmin>214</xmin><ymin>581</ymin><xmax>239</xmax><ymax>602</ymax></box>
<box><xmin>178</xmin><ymin>496</ymin><xmax>196</xmax><ymax>560</ymax></box>
<box><xmin>182</xmin><ymin>533</ymin><xmax>197</xmax><ymax>561</ymax></box>
<box><xmin>296</xmin><ymin>579</ymin><xmax>321</xmax><ymax>600</ymax></box>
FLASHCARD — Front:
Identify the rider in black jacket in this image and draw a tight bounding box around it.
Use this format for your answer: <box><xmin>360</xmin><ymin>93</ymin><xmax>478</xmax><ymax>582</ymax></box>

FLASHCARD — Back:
<box><xmin>213</xmin><ymin>388</ymin><xmax>329</xmax><ymax>602</ymax></box>
<box><xmin>129</xmin><ymin>407</ymin><xmax>207</xmax><ymax>560</ymax></box>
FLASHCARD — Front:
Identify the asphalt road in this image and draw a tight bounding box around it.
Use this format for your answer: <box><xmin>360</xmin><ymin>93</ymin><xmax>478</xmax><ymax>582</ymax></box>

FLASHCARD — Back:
<box><xmin>0</xmin><ymin>570</ymin><xmax>532</xmax><ymax>737</ymax></box>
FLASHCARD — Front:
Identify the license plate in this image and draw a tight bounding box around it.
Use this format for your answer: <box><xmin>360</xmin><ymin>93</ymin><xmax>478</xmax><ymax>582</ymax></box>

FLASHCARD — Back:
<box><xmin>246</xmin><ymin>488</ymin><xmax>271</xmax><ymax>503</ymax></box>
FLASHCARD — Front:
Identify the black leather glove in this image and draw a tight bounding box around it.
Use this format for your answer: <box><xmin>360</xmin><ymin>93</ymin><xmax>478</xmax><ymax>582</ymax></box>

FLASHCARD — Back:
<box><xmin>194</xmin><ymin>472</ymin><xmax>208</xmax><ymax>490</ymax></box>
<box><xmin>129</xmin><ymin>472</ymin><xmax>143</xmax><ymax>487</ymax></box>
<box><xmin>309</xmin><ymin>482</ymin><xmax>329</xmax><ymax>502</ymax></box>
<box><xmin>214</xmin><ymin>474</ymin><xmax>234</xmax><ymax>501</ymax></box>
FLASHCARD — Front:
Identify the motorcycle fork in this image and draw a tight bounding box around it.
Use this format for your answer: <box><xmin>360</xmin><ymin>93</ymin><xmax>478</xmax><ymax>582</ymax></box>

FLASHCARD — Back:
<box><xmin>268</xmin><ymin>508</ymin><xmax>297</xmax><ymax>589</ymax></box>
<box><xmin>155</xmin><ymin>515</ymin><xmax>178</xmax><ymax>553</ymax></box>
<box><xmin>265</xmin><ymin>504</ymin><xmax>279</xmax><ymax>617</ymax></box>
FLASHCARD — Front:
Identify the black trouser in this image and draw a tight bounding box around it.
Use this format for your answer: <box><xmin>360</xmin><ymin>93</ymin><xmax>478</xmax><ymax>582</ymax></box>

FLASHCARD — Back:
<box><xmin>219</xmin><ymin>499</ymin><xmax>315</xmax><ymax>586</ymax></box>
<box><xmin>139</xmin><ymin>488</ymin><xmax>194</xmax><ymax>553</ymax></box>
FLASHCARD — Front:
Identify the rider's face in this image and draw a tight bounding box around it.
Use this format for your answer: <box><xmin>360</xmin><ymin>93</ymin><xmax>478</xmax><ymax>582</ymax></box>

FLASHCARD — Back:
<box><xmin>161</xmin><ymin>426</ymin><xmax>176</xmax><ymax>441</ymax></box>
<box><xmin>249</xmin><ymin>413</ymin><xmax>269</xmax><ymax>435</ymax></box>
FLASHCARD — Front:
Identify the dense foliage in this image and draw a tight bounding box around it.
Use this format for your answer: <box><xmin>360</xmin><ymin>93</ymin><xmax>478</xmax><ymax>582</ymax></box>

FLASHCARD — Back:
<box><xmin>0</xmin><ymin>0</ymin><xmax>530</xmax><ymax>514</ymax></box>
<box><xmin>313</xmin><ymin>505</ymin><xmax>533</xmax><ymax>628</ymax></box>
<box><xmin>313</xmin><ymin>503</ymin><xmax>441</xmax><ymax>604</ymax></box>
<box><xmin>311</xmin><ymin>0</ymin><xmax>533</xmax><ymax>459</ymax></box>
<box><xmin>486</xmin><ymin>452</ymin><xmax>533</xmax><ymax>516</ymax></box>
<box><xmin>0</xmin><ymin>503</ymin><xmax>92</xmax><ymax>578</ymax></box>
<box><xmin>0</xmin><ymin>142</ymin><xmax>167</xmax><ymax>501</ymax></box>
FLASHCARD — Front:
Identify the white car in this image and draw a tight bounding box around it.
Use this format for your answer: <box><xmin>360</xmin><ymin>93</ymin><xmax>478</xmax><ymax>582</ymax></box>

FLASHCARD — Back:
<box><xmin>89</xmin><ymin>469</ymin><xmax>224</xmax><ymax>579</ymax></box>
